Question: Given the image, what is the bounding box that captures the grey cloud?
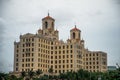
[0,0,120,72]
[112,0,120,4]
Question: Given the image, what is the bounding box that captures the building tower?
[38,13,59,40]
[70,25,81,43]
[42,13,55,34]
[13,14,107,76]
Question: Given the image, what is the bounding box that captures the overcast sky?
[0,0,120,72]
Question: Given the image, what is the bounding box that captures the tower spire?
[74,22,76,28]
[48,10,49,16]
[75,24,77,28]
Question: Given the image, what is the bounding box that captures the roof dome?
[42,13,55,21]
[70,25,80,31]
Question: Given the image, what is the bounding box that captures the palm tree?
[48,67,53,74]
[36,69,42,78]
[48,67,53,79]
[21,71,26,79]
[0,72,7,80]
[28,70,35,80]
[0,72,11,80]
[66,71,73,80]
[10,75,17,80]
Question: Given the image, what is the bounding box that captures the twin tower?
[38,14,82,43]
[14,13,107,73]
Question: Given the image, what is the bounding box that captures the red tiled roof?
[42,15,55,21]
[70,26,80,31]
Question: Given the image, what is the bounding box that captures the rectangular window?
[32,48,34,51]
[55,56,57,59]
[32,38,34,41]
[63,60,65,63]
[55,46,57,49]
[67,55,69,58]
[31,63,34,67]
[63,55,65,59]
[86,54,88,56]
[59,60,61,63]
[32,53,34,56]
[23,44,24,47]
[59,70,61,73]
[59,65,61,68]
[59,56,61,59]
[97,53,99,56]
[16,68,18,71]
[55,60,57,64]
[23,39,25,42]
[55,70,57,73]
[86,58,88,60]
[55,51,57,54]
[71,45,72,48]
[16,63,18,66]
[71,65,73,68]
[22,54,24,57]
[67,60,69,63]
[63,70,65,73]
[51,47,53,50]
[59,51,61,54]
[63,50,65,54]
[63,46,65,49]
[55,65,57,68]
[22,64,24,67]
[32,43,34,46]
[67,65,69,68]
[32,58,34,62]
[67,50,69,53]
[67,45,69,48]
[17,45,19,48]
[51,51,53,54]
[23,49,24,52]
[89,54,91,56]
[16,50,19,53]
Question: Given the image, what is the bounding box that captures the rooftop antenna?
[74,22,76,28]
[48,10,49,16]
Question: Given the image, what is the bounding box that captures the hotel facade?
[14,14,107,75]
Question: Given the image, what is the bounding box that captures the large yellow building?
[14,14,107,74]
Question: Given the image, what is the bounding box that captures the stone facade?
[14,14,107,75]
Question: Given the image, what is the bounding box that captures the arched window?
[45,21,48,29]
[73,32,75,39]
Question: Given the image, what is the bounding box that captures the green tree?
[48,67,53,74]
[0,72,11,80]
[10,75,17,80]
[36,69,42,78]
[0,72,7,80]
[21,71,26,79]
[28,70,35,80]
[48,67,53,79]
